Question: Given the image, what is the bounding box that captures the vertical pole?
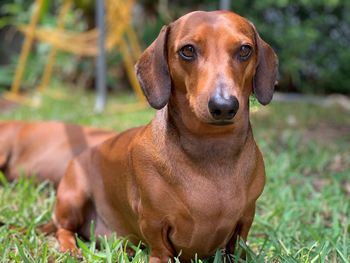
[11,0,44,95]
[38,0,72,92]
[219,0,230,10]
[94,0,107,113]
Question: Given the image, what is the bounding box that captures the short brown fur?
[0,121,115,186]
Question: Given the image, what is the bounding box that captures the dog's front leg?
[225,203,256,258]
[53,159,91,255]
[139,218,175,263]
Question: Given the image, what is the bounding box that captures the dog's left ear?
[252,26,279,105]
[135,26,171,110]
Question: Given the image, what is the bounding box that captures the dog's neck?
[153,101,252,161]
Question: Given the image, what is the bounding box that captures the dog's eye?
[238,45,252,61]
[179,45,196,61]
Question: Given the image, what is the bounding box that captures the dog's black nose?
[208,95,239,120]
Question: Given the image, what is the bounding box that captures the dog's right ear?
[251,24,278,105]
[135,26,171,110]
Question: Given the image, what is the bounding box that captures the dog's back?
[0,121,115,185]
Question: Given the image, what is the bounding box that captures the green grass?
[0,87,349,262]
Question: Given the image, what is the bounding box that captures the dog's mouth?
[208,120,234,126]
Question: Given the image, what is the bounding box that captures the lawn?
[0,86,349,262]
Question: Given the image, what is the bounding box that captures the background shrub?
[0,0,349,94]
[229,0,350,94]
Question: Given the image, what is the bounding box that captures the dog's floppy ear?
[252,26,278,105]
[135,26,171,109]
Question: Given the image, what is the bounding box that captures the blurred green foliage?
[0,0,108,91]
[230,0,350,94]
[0,0,349,94]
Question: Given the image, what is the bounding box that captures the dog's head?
[136,11,278,127]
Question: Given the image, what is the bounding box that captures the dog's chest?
[167,171,247,257]
[137,136,254,257]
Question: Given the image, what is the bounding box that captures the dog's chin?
[208,120,234,126]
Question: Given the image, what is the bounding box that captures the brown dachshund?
[52,10,278,262]
[0,121,115,186]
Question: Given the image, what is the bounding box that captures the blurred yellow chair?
[5,0,145,106]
